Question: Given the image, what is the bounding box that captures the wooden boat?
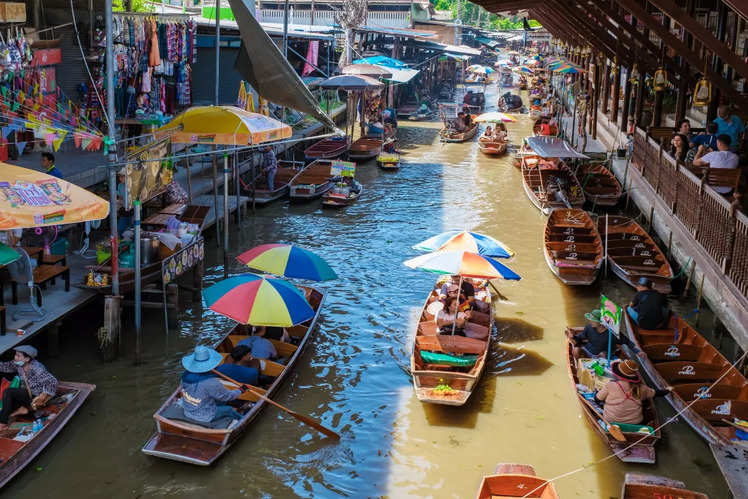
[476,463,559,499]
[0,382,95,488]
[598,216,673,294]
[532,117,558,136]
[576,163,622,207]
[543,209,603,285]
[142,286,325,465]
[521,158,585,215]
[288,159,335,202]
[440,123,479,143]
[376,153,400,170]
[478,137,507,155]
[499,93,523,112]
[348,137,382,162]
[321,180,362,208]
[410,278,493,406]
[463,92,486,112]
[623,313,748,450]
[565,331,661,463]
[303,137,349,160]
[250,160,305,205]
[621,473,708,499]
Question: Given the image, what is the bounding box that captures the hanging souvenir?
[653,67,668,91]
[693,77,712,106]
[629,64,640,85]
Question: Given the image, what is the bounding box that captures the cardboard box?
[0,3,26,23]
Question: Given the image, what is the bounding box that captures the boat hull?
[440,124,479,143]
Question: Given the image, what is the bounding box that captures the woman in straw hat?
[594,359,670,425]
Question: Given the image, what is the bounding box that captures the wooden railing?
[631,128,747,297]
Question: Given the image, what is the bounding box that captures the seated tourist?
[692,134,740,194]
[180,346,244,424]
[689,121,718,151]
[675,118,692,142]
[568,309,639,359]
[496,128,507,141]
[436,297,470,333]
[237,326,278,359]
[669,133,689,163]
[264,326,291,343]
[595,359,670,425]
[0,345,57,430]
[215,345,260,386]
[484,126,494,139]
[439,275,475,309]
[540,120,553,136]
[627,278,670,330]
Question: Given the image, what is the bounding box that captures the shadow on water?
[421,374,497,429]
[489,343,554,377]
[397,125,440,149]
[494,316,545,343]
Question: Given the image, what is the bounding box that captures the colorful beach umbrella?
[413,231,514,258]
[514,65,535,74]
[404,251,521,280]
[203,273,314,327]
[474,112,517,124]
[0,163,109,229]
[236,244,337,281]
[156,106,292,145]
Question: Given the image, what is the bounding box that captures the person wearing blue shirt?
[714,105,745,152]
[41,152,63,179]
[237,326,277,359]
[690,122,718,151]
[214,345,260,386]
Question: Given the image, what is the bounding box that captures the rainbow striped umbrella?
[404,250,521,280]
[236,244,337,281]
[203,274,314,326]
[413,231,514,258]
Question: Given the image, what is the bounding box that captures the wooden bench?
[415,334,486,355]
[702,167,741,198]
[227,335,298,359]
[11,264,70,306]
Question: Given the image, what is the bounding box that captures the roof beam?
[646,0,748,80]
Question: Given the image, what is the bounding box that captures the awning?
[475,37,499,48]
[526,136,589,159]
[353,56,408,68]
[385,67,420,83]
[355,25,436,39]
[415,41,481,57]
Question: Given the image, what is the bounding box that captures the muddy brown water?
[6,83,731,498]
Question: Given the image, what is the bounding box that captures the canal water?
[7,82,730,498]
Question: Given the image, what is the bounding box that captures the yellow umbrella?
[0,163,109,229]
[155,105,292,145]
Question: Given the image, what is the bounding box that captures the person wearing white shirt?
[692,134,740,194]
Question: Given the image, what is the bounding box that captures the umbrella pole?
[451,275,463,336]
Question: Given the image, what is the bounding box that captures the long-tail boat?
[288,159,336,202]
[303,137,349,160]
[478,123,508,155]
[440,123,479,143]
[544,209,603,285]
[621,473,708,499]
[598,216,673,294]
[565,331,661,463]
[576,163,622,207]
[321,180,363,208]
[376,152,400,170]
[476,463,559,499]
[141,286,325,465]
[0,382,95,488]
[250,160,306,205]
[521,158,585,215]
[410,278,493,406]
[348,137,382,162]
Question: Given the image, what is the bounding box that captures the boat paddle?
[578,395,626,442]
[211,369,340,440]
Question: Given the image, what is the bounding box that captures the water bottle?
[32,419,43,433]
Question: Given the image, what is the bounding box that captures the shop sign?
[31,48,62,67]
[0,3,26,23]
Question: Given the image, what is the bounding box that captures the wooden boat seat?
[550,223,594,231]
[415,335,485,355]
[546,234,598,243]
[469,311,490,326]
[551,250,599,260]
[418,321,439,336]
[655,361,728,383]
[545,242,599,252]
[673,382,744,401]
[692,399,748,423]
[464,322,489,340]
[228,335,298,358]
[642,344,702,362]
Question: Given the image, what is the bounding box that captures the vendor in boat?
[436,297,471,333]
[180,346,245,424]
[594,359,670,425]
[454,112,467,132]
[568,310,641,359]
[261,145,278,192]
[238,326,278,359]
[627,278,670,330]
[0,345,58,430]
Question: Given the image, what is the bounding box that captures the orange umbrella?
[0,163,109,229]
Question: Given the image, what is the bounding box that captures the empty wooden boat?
[410,278,493,406]
[142,287,325,465]
[376,153,400,170]
[250,160,305,205]
[303,137,349,160]
[566,331,662,463]
[0,382,95,488]
[623,313,748,450]
[288,159,336,202]
[621,473,708,499]
[521,158,585,215]
[440,123,479,143]
[576,163,622,207]
[598,216,673,294]
[476,463,559,499]
[321,180,362,208]
[348,137,382,162]
[544,209,603,285]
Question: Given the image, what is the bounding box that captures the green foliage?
[113,0,156,12]
[429,1,541,30]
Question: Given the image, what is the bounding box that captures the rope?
[520,347,748,498]
[670,257,692,280]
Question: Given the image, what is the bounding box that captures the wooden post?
[212,147,219,246]
[653,89,664,127]
[192,258,204,303]
[620,76,632,133]
[602,59,611,115]
[100,295,121,361]
[611,63,620,123]
[47,321,61,357]
[634,79,645,128]
[592,55,599,140]
[682,260,696,298]
[167,283,179,329]
[186,158,192,203]
[695,274,705,326]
